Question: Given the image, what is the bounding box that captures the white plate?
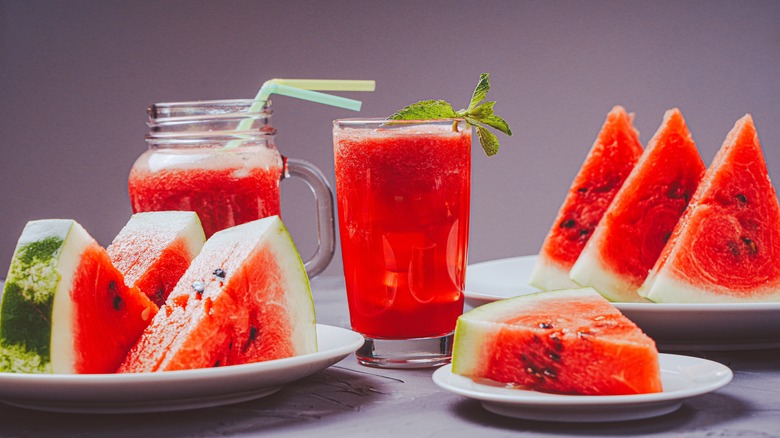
[0,324,364,414]
[465,256,780,350]
[433,353,732,422]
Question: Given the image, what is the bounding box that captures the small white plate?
[0,324,364,413]
[433,353,732,422]
[465,256,780,350]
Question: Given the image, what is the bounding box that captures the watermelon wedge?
[640,114,780,303]
[452,288,662,395]
[108,211,206,307]
[118,215,317,372]
[0,220,158,374]
[570,109,706,302]
[530,106,644,290]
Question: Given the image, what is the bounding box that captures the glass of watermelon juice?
[333,119,471,368]
[129,99,335,277]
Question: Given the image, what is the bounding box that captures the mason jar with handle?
[128,99,335,278]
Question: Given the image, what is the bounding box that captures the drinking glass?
[333,118,471,368]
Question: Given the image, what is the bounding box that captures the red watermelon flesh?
[108,211,206,307]
[452,288,661,395]
[71,243,158,373]
[570,109,706,302]
[530,106,644,291]
[118,216,316,373]
[641,114,780,302]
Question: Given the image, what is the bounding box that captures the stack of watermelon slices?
[535,109,780,303]
[0,212,317,374]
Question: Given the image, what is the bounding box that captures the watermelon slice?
[0,220,158,374]
[640,114,780,302]
[452,288,662,395]
[530,106,644,290]
[108,211,206,307]
[570,109,706,302]
[118,215,317,372]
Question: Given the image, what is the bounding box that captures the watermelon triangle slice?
[452,288,662,395]
[118,215,317,372]
[530,106,644,290]
[570,109,706,302]
[0,220,158,374]
[640,114,780,302]
[108,211,206,307]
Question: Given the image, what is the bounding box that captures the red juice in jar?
[128,145,283,238]
[333,120,471,339]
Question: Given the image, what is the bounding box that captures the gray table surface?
[0,275,778,437]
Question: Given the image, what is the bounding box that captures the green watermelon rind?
[0,220,93,374]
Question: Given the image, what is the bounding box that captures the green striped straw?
[226,78,375,148]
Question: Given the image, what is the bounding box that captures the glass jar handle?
[284,157,336,278]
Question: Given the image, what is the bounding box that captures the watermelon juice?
[129,145,283,238]
[333,120,471,345]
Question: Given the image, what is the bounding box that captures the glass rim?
[333,117,466,127]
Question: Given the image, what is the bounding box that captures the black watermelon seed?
[243,326,259,352]
[742,237,758,254]
[213,268,226,280]
[113,295,122,311]
[736,193,747,204]
[538,322,553,329]
[560,219,576,229]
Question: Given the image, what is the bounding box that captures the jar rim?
[148,99,273,121]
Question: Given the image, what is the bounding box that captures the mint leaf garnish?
[467,73,491,112]
[390,99,457,120]
[389,73,513,157]
[476,126,500,157]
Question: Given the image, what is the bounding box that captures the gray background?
[1,0,778,277]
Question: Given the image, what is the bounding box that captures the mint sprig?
[389,73,513,156]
